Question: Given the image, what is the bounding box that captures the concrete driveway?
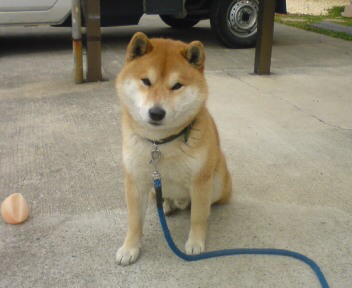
[1,16,351,288]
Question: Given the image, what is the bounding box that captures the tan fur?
[116,32,232,265]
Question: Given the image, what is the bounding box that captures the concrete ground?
[0,16,351,288]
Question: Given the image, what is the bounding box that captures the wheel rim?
[227,0,259,38]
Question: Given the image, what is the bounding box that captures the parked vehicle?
[0,0,286,48]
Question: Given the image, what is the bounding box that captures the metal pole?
[85,0,102,82]
[254,0,276,75]
[71,0,83,83]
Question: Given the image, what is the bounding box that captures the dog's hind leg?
[174,198,191,210]
[163,198,175,215]
[211,153,232,205]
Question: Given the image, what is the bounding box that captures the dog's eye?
[171,83,183,91]
[141,78,151,87]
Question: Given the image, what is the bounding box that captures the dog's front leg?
[185,176,212,255]
[116,173,149,266]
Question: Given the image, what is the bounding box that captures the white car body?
[0,0,71,26]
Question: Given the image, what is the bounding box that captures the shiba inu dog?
[115,32,232,266]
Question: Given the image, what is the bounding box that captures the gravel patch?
[286,0,350,15]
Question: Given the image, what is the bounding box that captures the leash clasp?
[150,143,163,208]
[150,143,161,173]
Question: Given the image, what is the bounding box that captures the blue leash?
[154,178,329,288]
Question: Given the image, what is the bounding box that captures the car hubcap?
[228,0,259,38]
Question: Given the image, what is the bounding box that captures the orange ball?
[1,193,29,224]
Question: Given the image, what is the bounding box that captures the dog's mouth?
[148,121,163,126]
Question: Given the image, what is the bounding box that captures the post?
[84,0,102,82]
[71,0,83,83]
[341,0,352,17]
[254,0,276,75]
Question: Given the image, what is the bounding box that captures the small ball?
[1,193,29,224]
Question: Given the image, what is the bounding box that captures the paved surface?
[1,16,351,288]
[311,21,352,35]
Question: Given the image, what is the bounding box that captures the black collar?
[146,119,196,145]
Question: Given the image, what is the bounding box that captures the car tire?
[210,0,259,48]
[160,15,200,29]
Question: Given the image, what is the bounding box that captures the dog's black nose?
[149,106,166,121]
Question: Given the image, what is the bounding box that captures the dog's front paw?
[185,238,205,255]
[116,246,140,266]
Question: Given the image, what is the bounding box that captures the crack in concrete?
[233,76,352,132]
[279,97,352,132]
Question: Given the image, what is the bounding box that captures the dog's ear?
[126,32,153,62]
[184,41,205,71]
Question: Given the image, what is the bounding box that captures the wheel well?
[186,0,212,10]
[205,0,287,14]
[184,0,212,19]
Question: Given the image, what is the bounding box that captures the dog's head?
[116,32,208,137]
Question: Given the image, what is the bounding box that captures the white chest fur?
[123,136,205,200]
